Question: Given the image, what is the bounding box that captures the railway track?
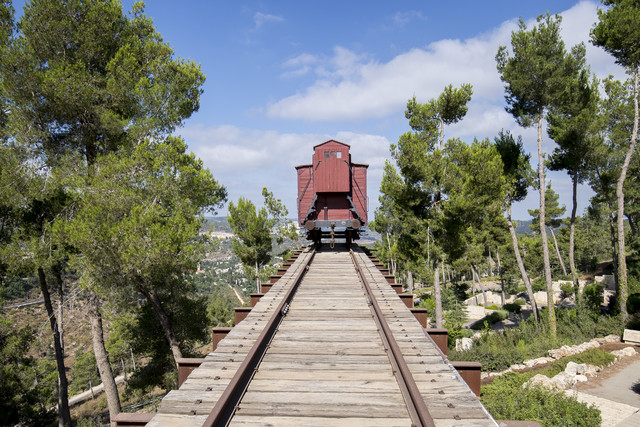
[144,246,497,427]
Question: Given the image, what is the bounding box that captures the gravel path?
[577,354,640,408]
[574,352,640,426]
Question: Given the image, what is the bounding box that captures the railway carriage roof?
[313,139,350,149]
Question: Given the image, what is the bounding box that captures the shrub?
[536,349,615,378]
[503,303,522,314]
[531,277,546,292]
[560,283,574,297]
[444,301,469,347]
[627,293,640,315]
[583,284,604,314]
[486,304,500,310]
[514,298,526,306]
[627,313,640,330]
[449,309,624,372]
[486,310,509,324]
[470,310,510,331]
[482,372,601,426]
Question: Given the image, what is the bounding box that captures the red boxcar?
[296,140,368,247]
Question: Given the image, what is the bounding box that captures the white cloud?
[391,10,426,27]
[253,12,284,29]
[179,125,390,217]
[266,1,624,123]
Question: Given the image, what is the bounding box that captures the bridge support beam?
[250,293,264,307]
[177,358,206,387]
[113,413,154,426]
[426,328,448,356]
[451,361,482,397]
[234,307,251,325]
[212,327,232,351]
[269,275,281,283]
[410,308,428,328]
[399,294,413,308]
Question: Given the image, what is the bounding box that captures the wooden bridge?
[115,246,500,427]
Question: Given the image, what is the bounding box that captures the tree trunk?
[122,359,127,381]
[88,293,121,425]
[496,249,506,306]
[615,66,638,320]
[255,260,260,294]
[548,226,568,276]
[609,211,619,291]
[130,347,136,371]
[37,267,71,427]
[142,288,183,366]
[386,232,392,272]
[469,265,477,298]
[407,270,414,294]
[569,174,579,303]
[472,264,487,307]
[433,259,443,328]
[427,226,430,266]
[54,268,65,356]
[627,214,637,237]
[537,115,556,337]
[507,203,538,322]
[488,248,494,277]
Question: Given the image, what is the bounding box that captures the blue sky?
[15,1,628,221]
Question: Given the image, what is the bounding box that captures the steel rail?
[202,249,315,427]
[350,249,436,427]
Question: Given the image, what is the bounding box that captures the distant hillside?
[513,219,534,235]
[203,216,232,233]
[205,216,534,240]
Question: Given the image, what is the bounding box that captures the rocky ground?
[479,337,639,426]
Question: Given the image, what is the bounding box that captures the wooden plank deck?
[229,250,412,425]
[147,247,497,427]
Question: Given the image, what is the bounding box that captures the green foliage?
[560,282,574,297]
[207,286,237,327]
[514,298,526,305]
[471,310,509,330]
[583,284,604,314]
[450,309,624,371]
[489,309,509,323]
[70,350,99,394]
[496,13,585,126]
[0,318,55,425]
[125,292,208,392]
[228,197,272,291]
[482,372,601,426]
[444,300,469,346]
[261,187,299,246]
[481,348,613,426]
[591,0,640,70]
[0,274,38,300]
[486,304,500,310]
[628,293,640,314]
[504,303,522,314]
[529,185,567,231]
[537,348,615,379]
[531,276,546,292]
